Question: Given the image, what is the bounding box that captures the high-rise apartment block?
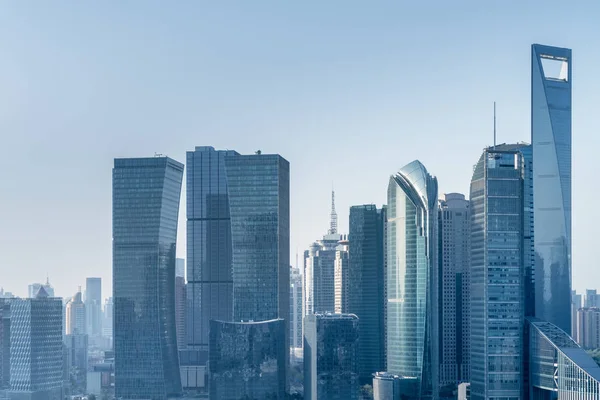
[85,278,102,337]
[470,146,525,399]
[185,147,238,368]
[209,319,286,400]
[386,160,438,399]
[348,204,386,383]
[531,44,572,334]
[8,289,63,400]
[585,290,600,308]
[112,156,183,399]
[304,313,359,400]
[575,308,600,349]
[438,193,470,384]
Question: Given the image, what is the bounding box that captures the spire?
[328,189,338,235]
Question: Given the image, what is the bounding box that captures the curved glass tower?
[386,160,438,400]
[531,44,572,334]
[113,157,183,399]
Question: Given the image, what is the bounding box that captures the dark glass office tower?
[386,161,438,400]
[85,277,102,337]
[112,157,183,400]
[185,147,239,366]
[531,44,572,334]
[209,319,286,400]
[469,147,525,400]
[224,153,290,331]
[348,205,386,383]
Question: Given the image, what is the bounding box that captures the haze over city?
[1,1,599,300]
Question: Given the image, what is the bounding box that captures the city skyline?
[1,2,599,301]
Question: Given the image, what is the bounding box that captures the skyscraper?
[470,146,525,400]
[224,152,290,328]
[209,319,286,400]
[290,266,303,351]
[65,288,86,335]
[348,204,386,383]
[585,289,599,308]
[304,313,359,400]
[102,297,113,341]
[112,156,183,399]
[334,238,349,314]
[304,192,344,316]
[85,278,102,337]
[175,258,186,351]
[437,193,470,384]
[0,300,10,389]
[531,44,572,334]
[9,288,63,400]
[185,146,238,368]
[27,278,54,299]
[386,160,438,399]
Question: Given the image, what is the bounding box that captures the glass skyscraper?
[112,156,183,400]
[185,146,239,367]
[531,44,572,334]
[224,153,290,327]
[469,147,525,400]
[304,313,359,400]
[209,319,286,400]
[9,289,63,400]
[386,160,438,400]
[85,277,102,337]
[348,204,386,383]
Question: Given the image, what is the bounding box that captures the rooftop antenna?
[328,187,338,235]
[493,101,497,149]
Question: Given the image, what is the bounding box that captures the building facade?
[185,147,238,369]
[575,308,600,349]
[386,160,438,399]
[102,297,113,341]
[225,152,290,331]
[334,238,349,314]
[209,319,286,400]
[65,289,86,335]
[348,204,386,383]
[175,258,186,351]
[470,147,525,400]
[0,300,10,390]
[9,290,63,400]
[532,44,572,334]
[65,334,88,394]
[585,290,599,308]
[290,266,303,351]
[27,279,54,299]
[112,156,183,399]
[438,193,470,384]
[85,278,102,337]
[304,313,359,400]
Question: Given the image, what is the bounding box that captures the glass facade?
[348,205,386,383]
[209,319,286,400]
[386,160,438,399]
[469,147,524,400]
[85,277,102,337]
[112,157,183,399]
[532,44,572,334]
[224,153,290,325]
[9,295,63,400]
[185,147,239,366]
[304,313,359,400]
[528,318,600,399]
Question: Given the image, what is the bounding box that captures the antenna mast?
[328,189,338,235]
[493,101,497,148]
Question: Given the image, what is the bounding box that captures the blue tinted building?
[224,153,290,330]
[386,161,438,399]
[469,147,525,400]
[185,147,239,368]
[348,205,386,383]
[304,313,359,400]
[531,44,572,334]
[9,289,63,400]
[209,319,286,400]
[112,157,183,399]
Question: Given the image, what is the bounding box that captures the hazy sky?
[1,1,599,300]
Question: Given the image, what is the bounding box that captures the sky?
[1,1,599,300]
